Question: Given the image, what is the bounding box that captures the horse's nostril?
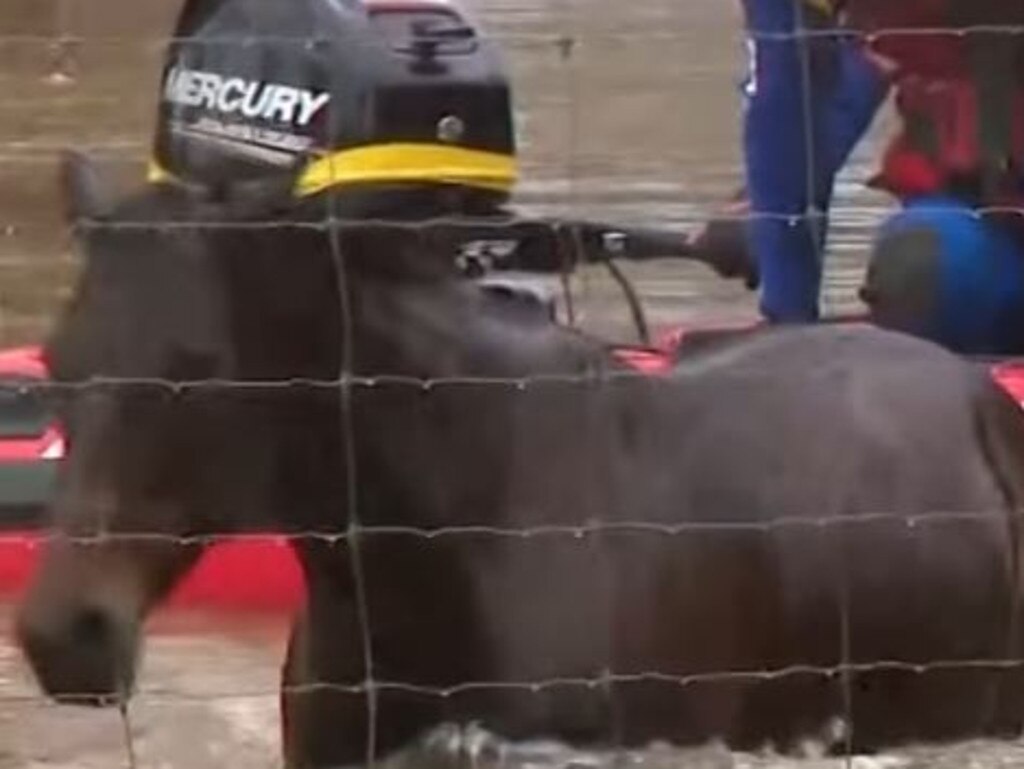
[16,605,129,705]
[71,607,113,647]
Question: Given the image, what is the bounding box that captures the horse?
[17,153,1024,768]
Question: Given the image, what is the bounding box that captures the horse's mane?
[66,178,628,383]
[94,181,492,287]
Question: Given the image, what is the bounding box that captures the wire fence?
[6,2,1024,769]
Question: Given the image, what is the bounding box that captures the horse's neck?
[339,275,655,537]
[217,223,610,382]
[349,275,609,380]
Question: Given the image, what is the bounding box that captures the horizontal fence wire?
[7,659,1024,708]
[4,508,1024,548]
[1,25,1024,45]
[43,207,1024,228]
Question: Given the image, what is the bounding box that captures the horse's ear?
[59,150,114,224]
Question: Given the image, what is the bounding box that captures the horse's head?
[16,153,343,705]
[16,154,582,707]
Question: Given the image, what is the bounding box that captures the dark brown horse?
[17,155,1024,768]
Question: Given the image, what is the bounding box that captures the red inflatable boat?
[1,335,1022,614]
[0,346,306,613]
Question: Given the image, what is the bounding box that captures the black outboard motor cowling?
[152,0,518,202]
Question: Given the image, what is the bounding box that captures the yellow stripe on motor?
[802,0,836,16]
[147,159,174,185]
[294,143,518,197]
[147,142,518,197]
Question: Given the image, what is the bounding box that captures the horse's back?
[637,325,1004,519]
[472,324,1024,746]
[617,325,1024,746]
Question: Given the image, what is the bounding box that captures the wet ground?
[8,609,1024,769]
[0,611,286,768]
[0,0,944,767]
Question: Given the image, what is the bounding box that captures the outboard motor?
[150,0,518,210]
[149,0,571,321]
[147,0,745,333]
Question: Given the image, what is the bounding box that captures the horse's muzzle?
[16,602,138,707]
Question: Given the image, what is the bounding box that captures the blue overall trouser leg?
[742,0,888,322]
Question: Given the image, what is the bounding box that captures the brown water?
[5,610,1024,769]
[0,0,896,346]
[0,2,952,768]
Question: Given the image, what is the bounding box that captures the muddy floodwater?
[6,610,1024,769]
[0,0,971,767]
[0,0,896,346]
[0,611,287,769]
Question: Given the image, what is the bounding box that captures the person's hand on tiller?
[687,196,759,290]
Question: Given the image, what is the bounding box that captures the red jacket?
[844,0,1024,202]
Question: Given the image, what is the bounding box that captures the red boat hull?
[0,534,306,612]
[1,342,1022,615]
